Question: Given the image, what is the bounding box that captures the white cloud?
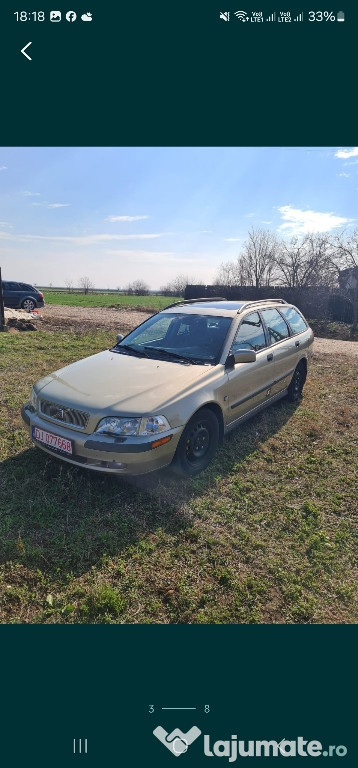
[48,203,71,209]
[22,190,41,197]
[0,232,164,245]
[105,215,149,222]
[32,201,71,209]
[244,212,255,218]
[0,221,13,229]
[277,205,354,236]
[335,147,358,159]
[0,165,7,171]
[338,172,350,178]
[225,238,241,242]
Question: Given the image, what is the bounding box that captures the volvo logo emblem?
[55,408,65,420]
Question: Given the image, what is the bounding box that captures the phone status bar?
[219,10,346,22]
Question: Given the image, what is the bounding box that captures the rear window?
[261,308,290,344]
[280,307,307,334]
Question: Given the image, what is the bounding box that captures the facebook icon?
[65,10,77,21]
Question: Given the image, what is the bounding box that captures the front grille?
[40,400,90,430]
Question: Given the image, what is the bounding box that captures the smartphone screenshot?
[1,3,357,767]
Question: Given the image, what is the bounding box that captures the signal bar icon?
[219,11,230,21]
[266,11,276,21]
[293,12,304,21]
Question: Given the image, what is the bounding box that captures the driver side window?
[232,312,267,352]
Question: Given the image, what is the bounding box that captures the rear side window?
[280,306,307,334]
[233,312,267,352]
[19,283,35,291]
[261,308,290,344]
[7,282,21,291]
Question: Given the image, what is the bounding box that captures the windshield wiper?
[113,344,149,357]
[144,346,197,364]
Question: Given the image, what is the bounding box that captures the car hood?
[37,349,210,414]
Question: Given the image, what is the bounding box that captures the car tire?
[21,298,36,312]
[172,408,219,477]
[287,362,306,402]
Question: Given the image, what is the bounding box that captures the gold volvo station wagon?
[22,298,314,477]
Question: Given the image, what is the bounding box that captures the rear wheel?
[287,362,306,402]
[21,298,36,312]
[172,408,219,476]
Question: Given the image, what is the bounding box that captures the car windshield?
[113,313,233,364]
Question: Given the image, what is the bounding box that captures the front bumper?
[21,404,182,475]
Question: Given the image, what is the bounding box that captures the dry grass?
[0,329,357,624]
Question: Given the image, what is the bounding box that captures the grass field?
[41,291,179,311]
[0,329,357,624]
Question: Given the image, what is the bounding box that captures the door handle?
[295,340,300,347]
[267,353,273,362]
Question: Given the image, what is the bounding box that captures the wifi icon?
[234,10,249,21]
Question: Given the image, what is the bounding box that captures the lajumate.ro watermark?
[153,726,348,760]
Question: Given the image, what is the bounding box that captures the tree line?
[214,227,358,289]
[62,226,358,325]
[214,227,358,327]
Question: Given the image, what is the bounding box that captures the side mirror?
[234,349,256,363]
[226,349,256,367]
[117,333,124,343]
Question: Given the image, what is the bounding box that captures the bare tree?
[160,274,202,297]
[275,233,337,288]
[331,228,358,329]
[241,227,279,288]
[126,279,150,296]
[170,274,191,296]
[64,277,73,293]
[215,228,279,288]
[79,276,94,294]
[214,259,242,287]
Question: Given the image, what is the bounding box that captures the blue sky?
[0,146,357,289]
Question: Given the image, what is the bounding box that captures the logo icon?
[234,10,249,21]
[50,10,61,21]
[66,10,77,21]
[81,12,93,21]
[219,11,230,21]
[153,726,201,758]
[337,11,345,21]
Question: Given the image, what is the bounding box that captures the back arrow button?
[21,42,32,60]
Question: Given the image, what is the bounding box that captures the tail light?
[38,292,44,299]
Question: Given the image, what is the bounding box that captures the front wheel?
[287,362,306,402]
[171,408,219,477]
[21,298,36,312]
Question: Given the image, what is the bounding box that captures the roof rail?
[163,297,227,309]
[237,298,288,313]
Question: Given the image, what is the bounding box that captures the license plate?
[32,426,73,455]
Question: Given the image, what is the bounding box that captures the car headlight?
[95,415,171,437]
